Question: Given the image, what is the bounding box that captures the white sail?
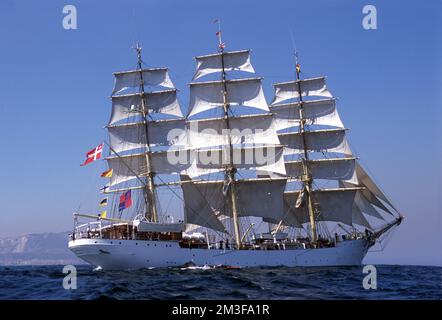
[354,190,384,220]
[109,90,183,125]
[352,204,372,229]
[112,68,174,94]
[180,177,228,233]
[193,50,255,80]
[187,145,286,177]
[286,158,357,182]
[270,98,344,131]
[188,78,268,117]
[106,151,191,187]
[353,163,397,211]
[281,188,360,227]
[108,122,146,154]
[106,153,147,187]
[341,180,392,215]
[108,119,187,153]
[187,114,279,149]
[180,178,287,225]
[272,77,332,105]
[279,129,352,156]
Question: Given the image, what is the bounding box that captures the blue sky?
[0,0,440,266]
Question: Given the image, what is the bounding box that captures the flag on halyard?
[81,143,103,166]
[100,168,113,178]
[100,210,107,219]
[119,190,132,212]
[99,185,109,193]
[219,42,226,50]
[99,198,108,206]
[296,63,301,74]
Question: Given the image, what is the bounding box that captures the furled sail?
[193,50,255,80]
[270,98,344,131]
[112,68,174,94]
[188,78,268,117]
[272,77,332,105]
[109,90,183,125]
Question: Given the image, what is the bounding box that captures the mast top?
[294,50,301,80]
[133,41,143,68]
[214,19,225,52]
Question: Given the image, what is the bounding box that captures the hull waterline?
[69,238,370,270]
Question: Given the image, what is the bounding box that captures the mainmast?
[134,43,159,223]
[294,53,317,244]
[217,25,242,249]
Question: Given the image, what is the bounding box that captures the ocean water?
[0,265,440,300]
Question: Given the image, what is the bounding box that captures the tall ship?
[69,37,403,270]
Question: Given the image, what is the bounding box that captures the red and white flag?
[81,143,103,166]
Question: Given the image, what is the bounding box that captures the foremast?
[218,34,242,249]
[270,53,403,239]
[134,43,159,222]
[294,54,317,244]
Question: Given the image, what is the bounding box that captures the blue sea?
[0,265,440,300]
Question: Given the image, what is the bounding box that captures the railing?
[69,212,133,241]
[70,220,103,240]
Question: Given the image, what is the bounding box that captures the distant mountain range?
[0,232,84,266]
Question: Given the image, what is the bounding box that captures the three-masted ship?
[69,41,403,270]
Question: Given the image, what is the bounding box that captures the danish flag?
[81,143,103,166]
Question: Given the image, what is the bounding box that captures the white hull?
[69,238,370,270]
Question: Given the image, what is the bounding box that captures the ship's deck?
[69,223,362,251]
